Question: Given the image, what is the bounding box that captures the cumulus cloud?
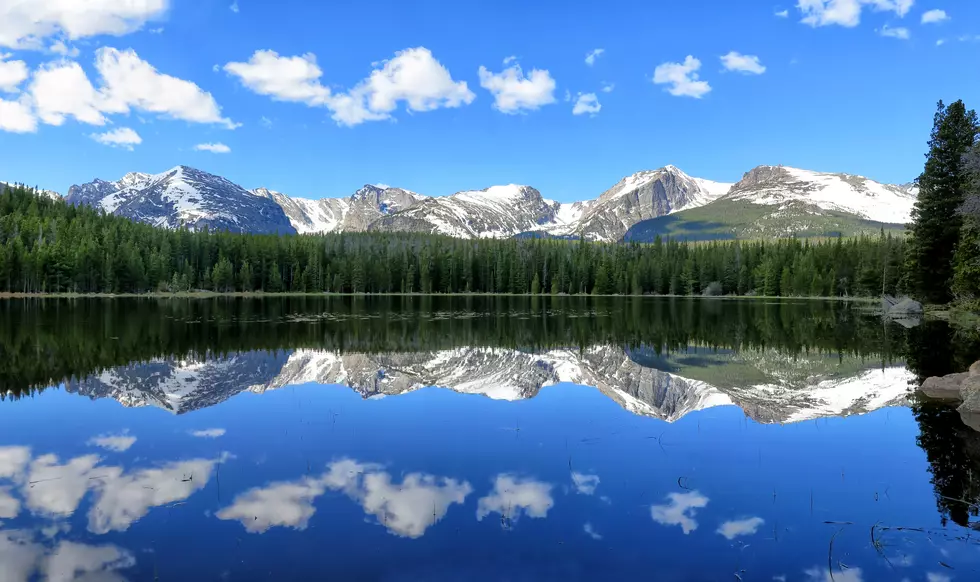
[0,53,28,92]
[194,143,231,154]
[0,486,19,518]
[775,9,790,17]
[797,0,914,28]
[219,459,471,538]
[478,60,556,114]
[584,48,605,66]
[21,47,237,132]
[225,47,474,127]
[42,540,136,582]
[717,516,765,540]
[571,472,600,494]
[0,98,39,132]
[572,93,601,116]
[23,454,108,518]
[0,0,167,49]
[189,428,226,438]
[720,51,767,74]
[87,433,138,451]
[48,40,79,58]
[600,82,615,93]
[650,491,709,534]
[921,9,948,24]
[0,446,31,478]
[477,474,553,523]
[653,56,711,98]
[879,24,911,39]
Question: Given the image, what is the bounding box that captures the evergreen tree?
[907,100,980,303]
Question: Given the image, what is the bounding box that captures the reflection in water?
[86,433,136,452]
[0,532,134,582]
[476,475,554,525]
[218,459,472,538]
[716,516,764,540]
[650,491,709,535]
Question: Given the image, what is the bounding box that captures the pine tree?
[530,273,540,295]
[952,145,980,298]
[907,100,980,303]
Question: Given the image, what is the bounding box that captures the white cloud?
[478,60,556,114]
[936,38,946,45]
[476,474,553,523]
[217,476,326,533]
[650,491,709,534]
[571,472,600,494]
[717,516,765,540]
[879,24,911,39]
[23,454,109,518]
[225,47,474,127]
[585,48,605,66]
[653,56,711,98]
[96,47,238,128]
[797,0,914,28]
[921,9,948,24]
[87,455,227,534]
[0,532,134,582]
[0,0,168,49]
[219,459,471,538]
[0,53,28,92]
[926,574,951,582]
[600,82,615,93]
[194,143,231,154]
[583,522,602,540]
[230,1,240,13]
[189,428,226,438]
[149,27,164,34]
[572,93,601,116]
[0,96,35,132]
[43,540,135,582]
[48,40,79,58]
[29,60,107,126]
[26,47,236,130]
[803,566,864,582]
[87,433,137,451]
[0,486,19,518]
[0,446,31,478]
[720,51,767,74]
[776,9,790,17]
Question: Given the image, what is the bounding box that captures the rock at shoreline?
[881,295,923,328]
[918,362,980,431]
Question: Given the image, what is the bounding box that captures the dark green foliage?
[0,184,905,297]
[907,100,980,303]
[952,144,980,299]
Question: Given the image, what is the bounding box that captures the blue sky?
[1,0,978,202]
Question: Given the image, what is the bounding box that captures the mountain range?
[66,345,913,425]
[10,164,918,242]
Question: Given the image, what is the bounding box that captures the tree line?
[0,184,905,297]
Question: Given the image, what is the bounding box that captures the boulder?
[920,372,969,400]
[970,360,980,377]
[890,297,924,316]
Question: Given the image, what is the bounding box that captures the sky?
[0,0,978,203]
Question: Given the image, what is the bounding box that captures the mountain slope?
[625,165,916,242]
[570,166,732,241]
[253,185,424,234]
[68,166,296,235]
[1,181,61,201]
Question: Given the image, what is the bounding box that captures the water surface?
[1,297,979,581]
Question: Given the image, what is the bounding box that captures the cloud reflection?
[0,446,31,479]
[477,474,554,523]
[804,567,863,582]
[650,491,709,534]
[0,530,134,582]
[717,517,764,540]
[87,434,137,453]
[218,459,472,538]
[189,429,226,439]
[0,485,20,519]
[571,472,600,495]
[583,522,602,540]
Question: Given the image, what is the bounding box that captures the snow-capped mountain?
[63,345,913,424]
[252,184,423,234]
[56,163,917,241]
[66,166,296,235]
[569,166,732,240]
[723,165,917,225]
[370,184,564,239]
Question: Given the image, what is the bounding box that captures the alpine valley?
[43,163,918,241]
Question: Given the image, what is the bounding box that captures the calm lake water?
[2,297,980,581]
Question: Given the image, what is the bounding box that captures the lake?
[1,297,979,581]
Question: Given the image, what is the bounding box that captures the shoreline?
[0,291,878,302]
